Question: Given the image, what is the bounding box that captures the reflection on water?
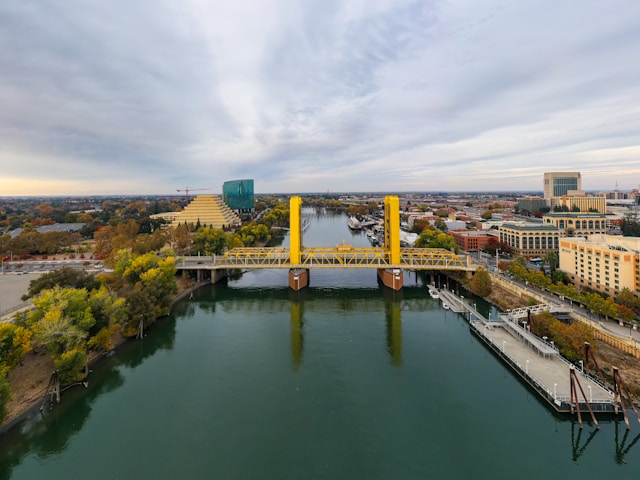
[290,301,303,369]
[385,301,402,366]
[2,210,640,479]
[572,422,599,462]
[616,421,640,464]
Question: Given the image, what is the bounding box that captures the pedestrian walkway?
[437,287,618,414]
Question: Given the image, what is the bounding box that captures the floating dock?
[431,288,618,416]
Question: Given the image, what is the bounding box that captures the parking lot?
[0,272,41,316]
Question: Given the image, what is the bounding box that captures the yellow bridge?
[177,195,477,290]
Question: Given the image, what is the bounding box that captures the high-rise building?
[543,172,581,205]
[223,179,254,213]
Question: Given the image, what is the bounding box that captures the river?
[1,209,639,479]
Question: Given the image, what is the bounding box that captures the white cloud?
[0,0,639,195]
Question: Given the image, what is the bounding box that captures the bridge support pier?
[212,269,228,285]
[289,269,309,291]
[377,268,403,291]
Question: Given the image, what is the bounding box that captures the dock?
[431,287,619,417]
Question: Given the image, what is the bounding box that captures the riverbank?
[460,274,640,403]
[1,276,207,433]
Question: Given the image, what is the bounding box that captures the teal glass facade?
[223,179,254,212]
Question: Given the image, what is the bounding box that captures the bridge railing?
[179,247,476,271]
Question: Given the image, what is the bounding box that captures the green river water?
[1,210,638,479]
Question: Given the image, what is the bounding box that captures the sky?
[1,0,640,196]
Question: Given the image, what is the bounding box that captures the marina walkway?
[431,287,616,414]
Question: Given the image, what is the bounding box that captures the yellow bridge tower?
[287,195,405,290]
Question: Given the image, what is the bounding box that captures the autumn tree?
[53,348,87,386]
[617,288,640,316]
[0,323,32,369]
[0,369,11,423]
[529,311,595,362]
[170,223,191,254]
[469,267,492,297]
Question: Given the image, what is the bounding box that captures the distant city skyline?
[1,1,640,196]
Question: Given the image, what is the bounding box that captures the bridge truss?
[210,246,472,270]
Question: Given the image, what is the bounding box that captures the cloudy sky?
[1,0,640,196]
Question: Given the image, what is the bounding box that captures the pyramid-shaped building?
[171,194,241,229]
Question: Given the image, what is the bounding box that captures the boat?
[347,216,362,230]
[442,302,450,310]
[428,285,439,299]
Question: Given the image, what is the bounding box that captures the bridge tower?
[289,196,309,290]
[289,196,302,264]
[378,195,403,290]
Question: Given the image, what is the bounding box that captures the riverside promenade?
[435,288,617,415]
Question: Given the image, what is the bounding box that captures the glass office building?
[543,172,581,203]
[223,179,254,212]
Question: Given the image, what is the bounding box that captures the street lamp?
[587,385,592,403]
[553,383,557,398]
[579,360,583,373]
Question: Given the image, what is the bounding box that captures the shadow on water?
[615,420,640,464]
[0,362,124,480]
[571,421,599,462]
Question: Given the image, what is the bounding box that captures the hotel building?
[559,235,640,297]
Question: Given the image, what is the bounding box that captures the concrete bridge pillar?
[212,269,228,285]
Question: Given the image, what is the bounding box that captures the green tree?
[415,229,459,252]
[23,267,100,300]
[542,251,559,274]
[193,227,228,255]
[434,217,448,232]
[621,217,640,236]
[53,348,87,386]
[122,290,156,337]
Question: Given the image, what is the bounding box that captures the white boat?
[428,285,439,299]
[347,216,362,230]
[442,302,450,310]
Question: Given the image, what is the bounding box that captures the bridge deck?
[177,248,475,271]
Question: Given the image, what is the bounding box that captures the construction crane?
[176,187,211,203]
